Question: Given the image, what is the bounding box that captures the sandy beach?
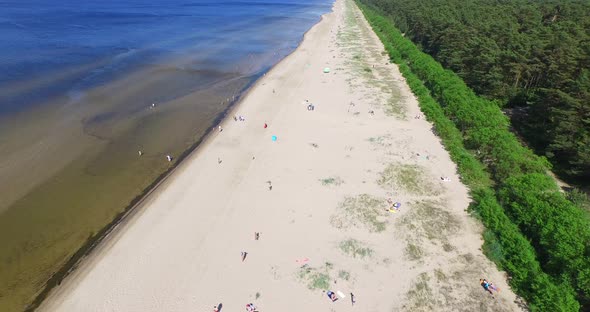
[38,0,523,311]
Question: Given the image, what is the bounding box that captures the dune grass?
[336,0,406,117]
[405,272,436,310]
[404,242,424,261]
[338,270,351,281]
[378,163,441,196]
[319,177,344,186]
[330,194,387,232]
[298,262,334,290]
[339,239,374,259]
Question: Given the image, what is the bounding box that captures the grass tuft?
[338,270,351,281]
[319,177,344,186]
[378,163,440,196]
[339,239,374,259]
[405,242,424,261]
[330,194,388,232]
[406,272,438,310]
[298,262,334,290]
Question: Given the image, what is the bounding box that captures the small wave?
[113,48,138,60]
[68,24,89,29]
[1,21,26,29]
[65,48,139,102]
[67,89,85,103]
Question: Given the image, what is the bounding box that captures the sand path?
[39,0,523,311]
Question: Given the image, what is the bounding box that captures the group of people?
[386,198,401,213]
[212,302,256,312]
[326,291,356,306]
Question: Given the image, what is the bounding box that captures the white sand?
[39,0,523,311]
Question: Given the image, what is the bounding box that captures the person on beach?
[388,202,401,212]
[350,292,356,306]
[234,115,238,121]
[480,279,494,297]
[218,157,222,164]
[264,122,268,129]
[138,150,143,156]
[166,155,172,162]
[241,251,248,262]
[326,291,338,302]
[255,232,260,240]
[218,125,223,132]
[347,102,355,112]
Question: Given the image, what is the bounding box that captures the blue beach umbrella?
[271,135,277,142]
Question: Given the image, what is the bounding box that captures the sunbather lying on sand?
[327,291,338,302]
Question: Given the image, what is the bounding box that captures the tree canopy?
[357,1,590,309]
[363,0,590,182]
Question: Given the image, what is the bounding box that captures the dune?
[38,0,523,311]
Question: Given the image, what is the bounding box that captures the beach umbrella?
[323,67,331,73]
[271,135,277,142]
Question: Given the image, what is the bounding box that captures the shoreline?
[30,10,333,312]
[38,0,522,310]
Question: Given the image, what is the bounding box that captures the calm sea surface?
[0,1,332,310]
[0,0,332,113]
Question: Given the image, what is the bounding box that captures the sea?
[0,0,333,310]
[0,0,332,113]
